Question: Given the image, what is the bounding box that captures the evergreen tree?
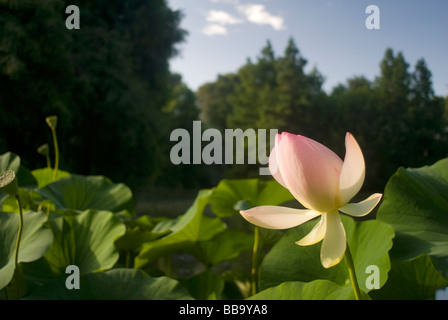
[407,58,446,165]
[373,49,412,181]
[275,38,310,133]
[197,74,237,131]
[227,41,280,130]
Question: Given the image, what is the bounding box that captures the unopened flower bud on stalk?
[45,115,57,130]
[37,143,50,157]
[0,170,19,196]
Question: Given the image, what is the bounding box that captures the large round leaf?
[248,280,357,300]
[31,167,71,189]
[259,215,394,294]
[180,270,225,300]
[370,254,448,300]
[0,152,20,173]
[0,211,53,289]
[23,210,125,280]
[377,158,448,279]
[209,179,295,217]
[26,268,193,300]
[134,189,226,269]
[188,229,254,267]
[37,174,135,215]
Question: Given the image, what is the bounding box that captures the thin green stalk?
[51,128,59,181]
[46,155,51,169]
[345,243,362,300]
[251,226,260,296]
[14,195,24,269]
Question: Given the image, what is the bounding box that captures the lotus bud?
[45,115,58,130]
[0,170,19,196]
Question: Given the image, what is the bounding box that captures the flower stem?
[14,195,24,269]
[46,154,51,169]
[251,226,260,296]
[51,128,59,181]
[345,243,362,300]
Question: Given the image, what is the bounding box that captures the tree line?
[1,1,446,192]
[197,39,448,190]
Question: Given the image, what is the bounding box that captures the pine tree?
[275,38,312,134]
[408,58,446,164]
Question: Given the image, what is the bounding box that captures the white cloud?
[206,10,243,25]
[203,2,285,36]
[202,24,228,36]
[237,4,286,30]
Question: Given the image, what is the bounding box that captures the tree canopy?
[1,2,446,192]
[197,40,447,190]
[0,0,199,190]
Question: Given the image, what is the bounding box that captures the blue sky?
[167,0,448,97]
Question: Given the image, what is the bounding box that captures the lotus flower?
[240,132,382,268]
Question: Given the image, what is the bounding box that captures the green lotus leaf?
[188,229,254,267]
[31,167,71,189]
[370,254,448,300]
[248,280,360,300]
[23,210,125,281]
[134,189,226,269]
[26,268,193,300]
[0,152,37,190]
[209,178,295,217]
[259,215,394,294]
[37,174,135,215]
[0,211,53,290]
[377,158,448,279]
[180,270,224,300]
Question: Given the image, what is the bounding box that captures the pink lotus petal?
[276,133,343,212]
[268,135,287,188]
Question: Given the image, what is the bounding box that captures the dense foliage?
[0,0,199,190]
[1,146,447,300]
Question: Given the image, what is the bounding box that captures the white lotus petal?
[339,133,365,206]
[339,193,383,217]
[320,211,346,268]
[296,213,327,246]
[240,206,320,230]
